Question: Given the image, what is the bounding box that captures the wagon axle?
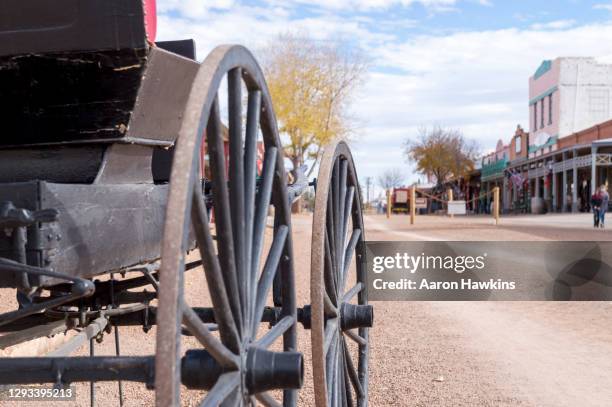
[101,303,373,334]
[0,302,373,339]
[0,348,304,394]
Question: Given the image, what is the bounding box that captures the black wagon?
[0,1,373,406]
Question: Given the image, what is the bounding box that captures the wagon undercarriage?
[0,1,373,406]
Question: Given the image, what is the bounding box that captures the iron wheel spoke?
[331,159,341,294]
[341,229,362,296]
[334,335,343,407]
[343,345,355,406]
[324,232,338,305]
[250,147,278,312]
[228,68,247,334]
[344,329,367,347]
[182,304,239,369]
[207,95,243,337]
[339,339,349,407]
[244,89,262,335]
[342,186,355,247]
[343,337,364,399]
[199,371,241,407]
[324,291,339,317]
[192,183,240,352]
[254,315,294,349]
[324,318,338,356]
[326,184,337,275]
[251,225,288,336]
[326,333,339,406]
[342,282,363,304]
[337,160,348,272]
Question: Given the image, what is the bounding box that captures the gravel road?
[2,212,612,406]
[364,213,612,406]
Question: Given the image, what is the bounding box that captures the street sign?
[414,197,427,209]
[447,200,467,215]
[395,190,408,203]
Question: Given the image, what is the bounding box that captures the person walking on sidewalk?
[591,189,602,228]
[599,185,609,229]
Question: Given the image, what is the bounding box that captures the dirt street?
[365,213,612,407]
[2,212,612,406]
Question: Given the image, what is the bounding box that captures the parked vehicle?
[0,2,372,406]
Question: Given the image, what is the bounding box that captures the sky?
[157,0,612,198]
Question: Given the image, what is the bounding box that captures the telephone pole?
[365,176,372,205]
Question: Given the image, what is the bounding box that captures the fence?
[386,186,500,225]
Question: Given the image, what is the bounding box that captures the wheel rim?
[311,141,370,407]
[155,45,300,406]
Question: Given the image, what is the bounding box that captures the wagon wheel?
[311,140,372,407]
[156,45,301,406]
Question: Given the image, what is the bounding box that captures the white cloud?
[155,1,612,183]
[594,3,612,11]
[158,0,490,17]
[264,0,458,12]
[157,5,394,59]
[157,0,236,18]
[530,19,576,30]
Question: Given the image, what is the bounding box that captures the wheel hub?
[180,348,303,394]
[339,303,374,331]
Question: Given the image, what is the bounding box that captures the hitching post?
[448,188,454,218]
[410,185,416,225]
[386,189,391,219]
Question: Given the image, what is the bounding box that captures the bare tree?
[404,125,479,187]
[377,168,405,190]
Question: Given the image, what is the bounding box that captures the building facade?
[468,58,612,215]
[476,126,528,213]
[529,58,612,158]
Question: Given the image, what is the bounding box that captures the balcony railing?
[551,153,612,173]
